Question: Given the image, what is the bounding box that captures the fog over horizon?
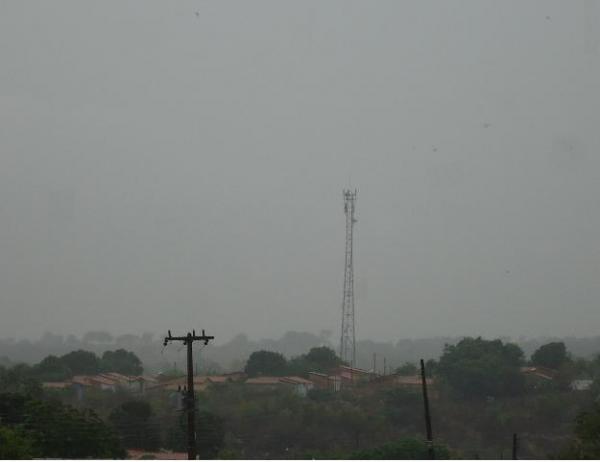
[1,1,600,344]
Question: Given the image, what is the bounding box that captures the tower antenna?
[340,188,357,367]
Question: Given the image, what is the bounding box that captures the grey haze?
[1,0,599,344]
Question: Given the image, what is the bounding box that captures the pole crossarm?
[163,329,214,346]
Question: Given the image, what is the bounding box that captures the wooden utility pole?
[164,329,214,460]
[420,359,435,459]
[512,433,518,460]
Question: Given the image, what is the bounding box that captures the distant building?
[308,372,341,392]
[371,373,434,390]
[42,372,156,400]
[571,379,593,391]
[245,376,314,396]
[520,366,557,381]
[279,376,314,396]
[332,365,376,387]
[148,376,209,392]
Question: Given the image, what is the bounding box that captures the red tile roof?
[88,376,118,386]
[245,376,284,385]
[42,381,71,389]
[280,376,313,385]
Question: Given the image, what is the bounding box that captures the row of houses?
[43,372,157,399]
[42,364,593,404]
[42,365,431,399]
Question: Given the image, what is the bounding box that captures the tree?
[0,426,34,459]
[0,364,42,397]
[287,346,343,377]
[531,342,569,370]
[304,346,342,371]
[109,400,160,450]
[395,362,418,376]
[244,350,288,377]
[101,349,143,375]
[437,337,525,399]
[196,410,226,458]
[334,402,385,450]
[0,392,124,459]
[561,403,600,458]
[383,387,421,427]
[166,410,225,458]
[33,355,72,381]
[60,350,100,375]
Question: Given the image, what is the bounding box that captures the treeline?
[0,393,125,459]
[4,337,600,458]
[430,338,599,398]
[6,330,600,373]
[244,346,343,377]
[2,348,143,384]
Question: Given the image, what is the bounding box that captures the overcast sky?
[1,0,599,344]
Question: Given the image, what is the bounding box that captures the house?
[279,376,314,396]
[41,381,71,389]
[571,379,593,391]
[520,366,557,381]
[42,372,156,401]
[370,373,435,395]
[149,376,209,392]
[245,376,283,387]
[99,372,152,394]
[308,372,341,392]
[206,375,241,385]
[85,375,118,391]
[245,376,315,396]
[332,365,376,387]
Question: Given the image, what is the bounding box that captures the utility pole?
[373,352,377,374]
[164,329,214,460]
[383,356,387,376]
[512,433,518,460]
[420,359,434,459]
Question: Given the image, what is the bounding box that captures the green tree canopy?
[60,350,100,375]
[531,342,569,370]
[305,346,342,370]
[0,392,124,459]
[244,350,288,377]
[109,400,160,450]
[288,346,343,376]
[437,337,525,399]
[561,403,600,458]
[395,362,418,376]
[167,409,225,457]
[101,349,143,375]
[33,355,72,382]
[0,364,42,396]
[0,426,35,459]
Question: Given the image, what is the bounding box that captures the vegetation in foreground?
[1,338,600,458]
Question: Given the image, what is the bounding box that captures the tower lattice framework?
[340,189,357,367]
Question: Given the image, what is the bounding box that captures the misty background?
[1,1,600,348]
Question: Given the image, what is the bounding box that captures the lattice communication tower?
[340,189,357,366]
